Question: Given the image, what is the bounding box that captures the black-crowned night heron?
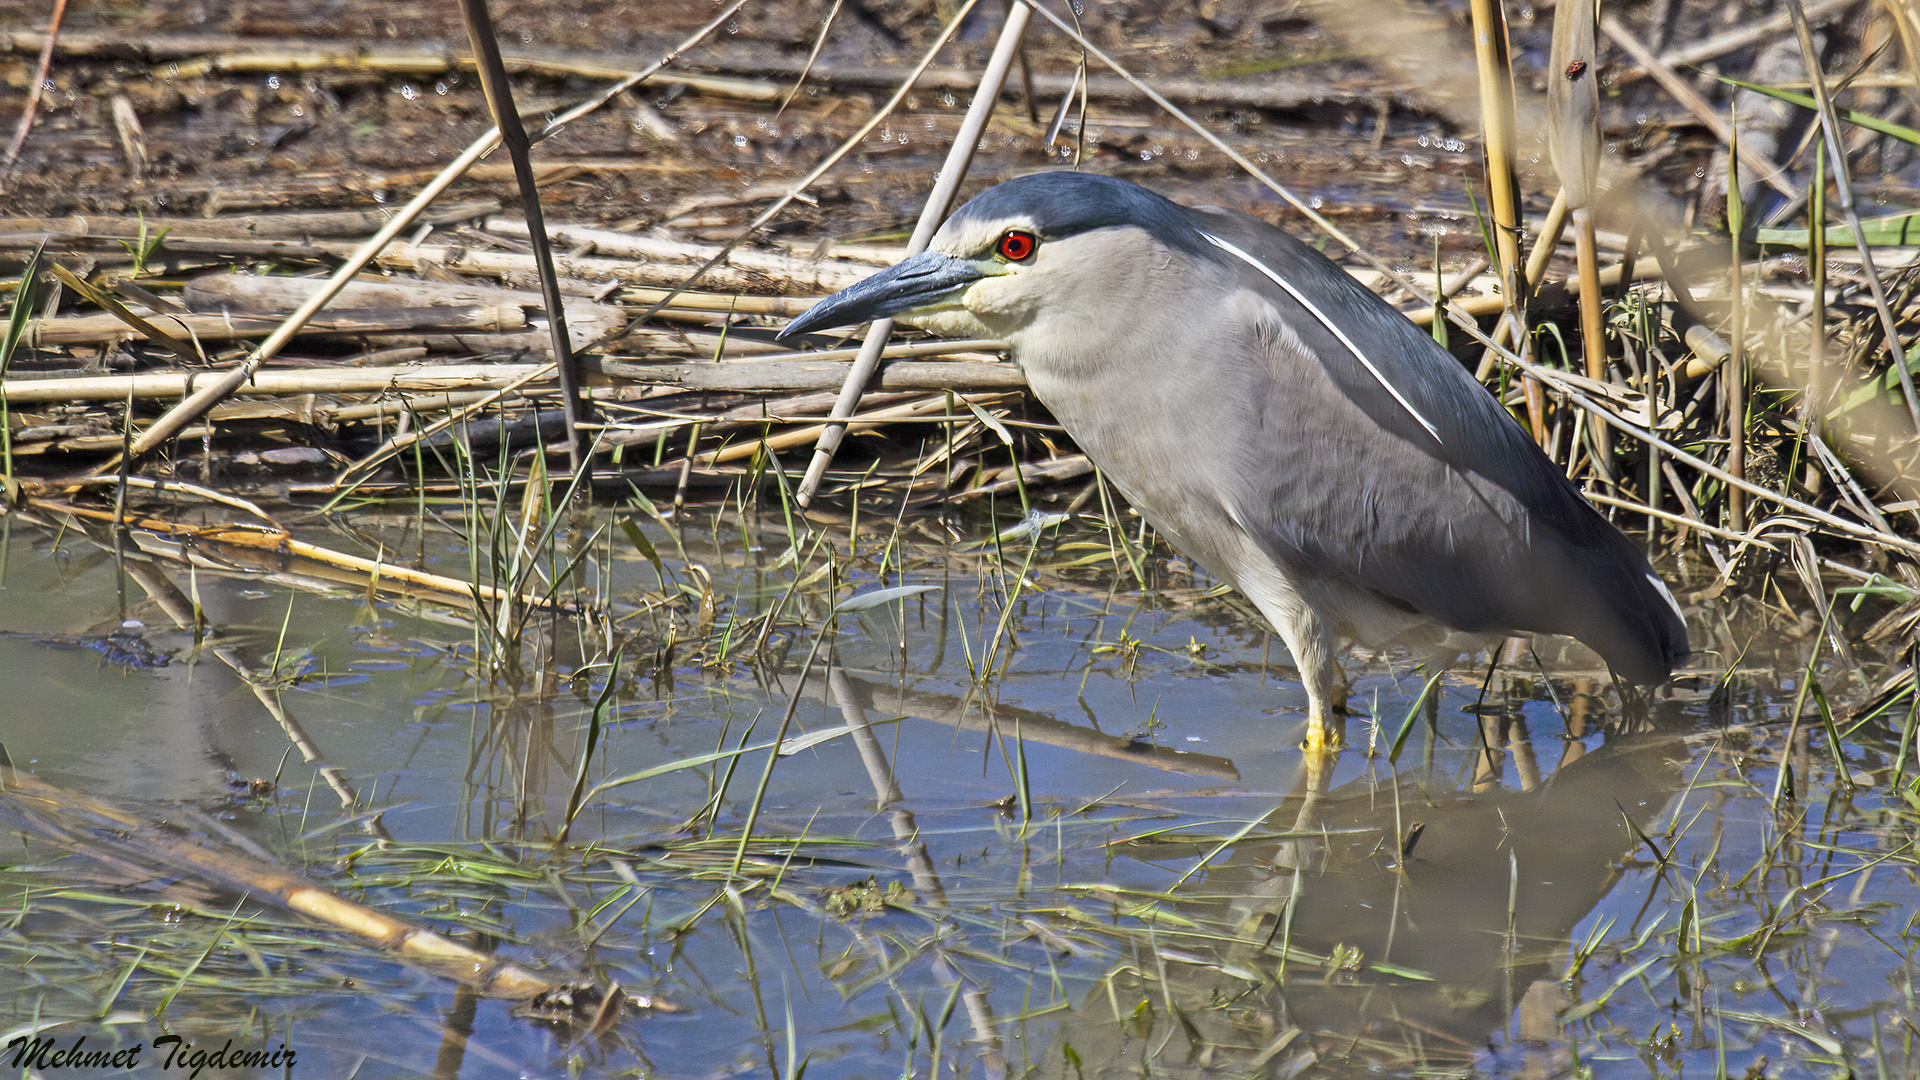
[780,172,1688,749]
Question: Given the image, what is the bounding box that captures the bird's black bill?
[777,250,985,339]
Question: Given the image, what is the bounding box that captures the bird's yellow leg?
[1231,565,1348,753]
[1302,698,1347,752]
[1300,662,1349,752]
[1284,636,1349,752]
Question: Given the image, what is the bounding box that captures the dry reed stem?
[0,763,563,1000]
[101,552,381,820]
[458,0,615,476]
[1469,0,1523,299]
[2,356,1026,406]
[175,48,779,102]
[0,30,1399,113]
[3,363,560,403]
[181,267,789,324]
[349,238,887,297]
[330,361,562,487]
[23,496,585,611]
[45,263,203,364]
[1501,351,1920,558]
[102,136,507,470]
[795,0,1027,505]
[704,393,1017,466]
[26,304,548,347]
[94,3,749,472]
[484,218,888,291]
[1549,0,1611,469]
[368,240,887,298]
[45,474,281,522]
[603,357,1024,393]
[0,202,501,241]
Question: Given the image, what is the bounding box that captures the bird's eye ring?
[995,230,1037,262]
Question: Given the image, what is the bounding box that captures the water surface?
[0,500,1903,1078]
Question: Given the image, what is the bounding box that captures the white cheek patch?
[961,272,1022,314]
[909,308,995,338]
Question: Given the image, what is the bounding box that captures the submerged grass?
[5,655,1917,1075]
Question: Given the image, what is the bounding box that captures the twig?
[39,474,282,524]
[1785,0,1920,439]
[3,363,558,404]
[1504,346,1920,557]
[0,763,563,1000]
[1600,15,1797,198]
[1631,0,1862,76]
[457,0,585,472]
[0,0,67,188]
[795,0,1033,505]
[97,4,749,474]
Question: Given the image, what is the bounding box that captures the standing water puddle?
[0,499,1910,1078]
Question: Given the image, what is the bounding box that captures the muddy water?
[0,499,1905,1078]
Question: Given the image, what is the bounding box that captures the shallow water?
[0,497,1909,1078]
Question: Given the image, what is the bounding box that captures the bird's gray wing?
[1187,205,1686,681]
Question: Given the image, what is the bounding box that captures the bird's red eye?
[996,230,1037,261]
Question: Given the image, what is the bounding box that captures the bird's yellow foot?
[1301,711,1346,753]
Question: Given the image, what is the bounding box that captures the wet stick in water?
[0,754,568,1002]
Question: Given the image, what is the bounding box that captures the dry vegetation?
[3,2,1919,658]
